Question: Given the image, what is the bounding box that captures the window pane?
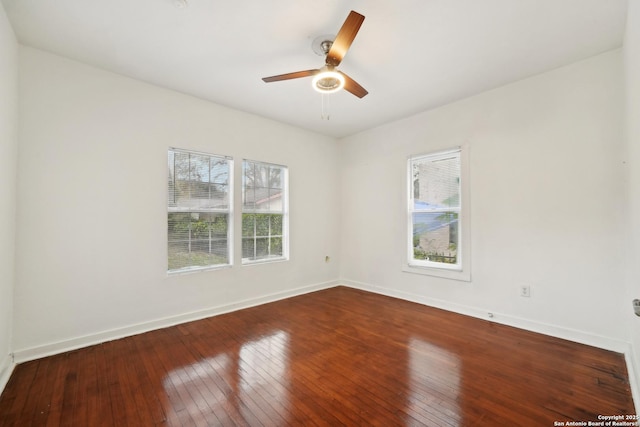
[268,188,283,212]
[254,187,271,211]
[243,161,254,184]
[168,241,190,270]
[168,212,229,270]
[413,155,460,208]
[256,238,269,258]
[168,150,176,206]
[242,161,286,213]
[211,158,229,184]
[243,162,257,210]
[270,168,282,189]
[208,183,229,209]
[242,238,255,259]
[173,152,191,205]
[211,239,229,263]
[255,164,270,188]
[255,214,270,236]
[190,154,210,185]
[243,180,257,210]
[412,212,458,264]
[168,212,191,242]
[169,151,231,211]
[271,237,283,257]
[202,213,227,238]
[188,213,209,240]
[271,214,283,235]
[242,214,255,237]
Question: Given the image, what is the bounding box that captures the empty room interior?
[1,0,640,425]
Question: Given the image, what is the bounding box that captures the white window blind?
[242,160,288,263]
[168,148,233,272]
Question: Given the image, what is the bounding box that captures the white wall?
[339,50,627,350]
[0,2,18,388]
[624,0,640,399]
[13,46,341,359]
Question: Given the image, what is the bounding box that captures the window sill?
[167,264,232,276]
[241,257,289,266]
[402,263,471,282]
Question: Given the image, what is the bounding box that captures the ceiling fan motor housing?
[320,40,333,55]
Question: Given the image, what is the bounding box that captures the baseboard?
[13,280,339,364]
[626,344,640,415]
[0,353,15,396]
[341,279,630,353]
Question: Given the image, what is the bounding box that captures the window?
[168,148,233,273]
[242,160,288,264]
[407,147,469,279]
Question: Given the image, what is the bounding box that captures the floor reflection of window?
[409,337,461,426]
[162,330,289,425]
[240,330,288,389]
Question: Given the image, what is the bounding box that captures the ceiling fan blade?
[339,71,368,98]
[262,69,319,83]
[326,11,365,67]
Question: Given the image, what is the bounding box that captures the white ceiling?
[2,0,628,138]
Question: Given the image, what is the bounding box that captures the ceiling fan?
[262,10,368,98]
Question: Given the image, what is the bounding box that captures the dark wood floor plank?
[1,359,39,425]
[125,336,171,425]
[0,286,635,426]
[17,355,52,425]
[92,343,115,427]
[43,353,74,427]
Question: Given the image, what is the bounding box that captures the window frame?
[241,159,289,265]
[403,146,471,281]
[167,147,234,274]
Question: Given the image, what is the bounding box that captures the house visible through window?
[242,160,288,263]
[167,148,233,272]
[409,148,462,270]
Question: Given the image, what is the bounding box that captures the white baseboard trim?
[341,279,630,353]
[0,353,15,396]
[13,280,339,364]
[626,344,640,415]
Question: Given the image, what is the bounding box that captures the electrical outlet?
[520,285,531,298]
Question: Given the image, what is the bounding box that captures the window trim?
[403,145,471,282]
[241,159,289,265]
[167,147,234,275]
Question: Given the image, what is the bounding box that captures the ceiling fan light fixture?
[312,69,345,94]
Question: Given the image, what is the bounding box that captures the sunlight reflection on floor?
[163,330,290,424]
[408,337,461,426]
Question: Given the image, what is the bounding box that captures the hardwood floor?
[0,287,635,426]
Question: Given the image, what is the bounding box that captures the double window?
[408,147,469,280]
[167,149,288,273]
